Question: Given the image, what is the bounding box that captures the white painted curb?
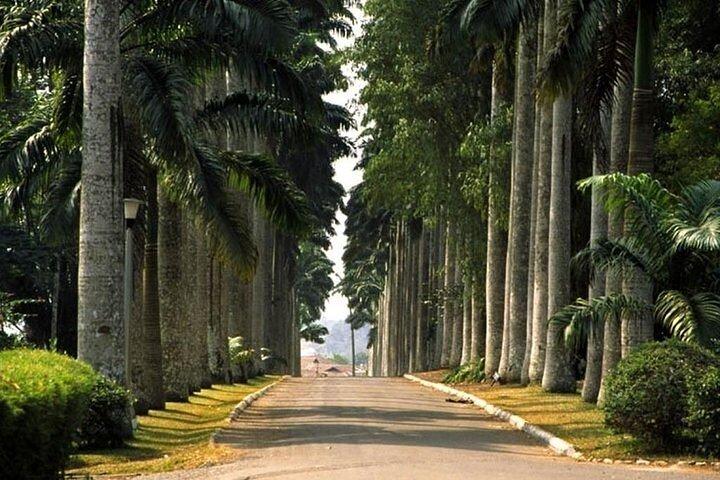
[404,374,582,459]
[211,375,289,443]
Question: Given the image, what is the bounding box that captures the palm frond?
[194,90,302,140]
[159,143,258,280]
[222,151,312,235]
[549,293,651,351]
[460,0,540,43]
[656,290,720,348]
[670,180,720,253]
[124,0,296,51]
[38,149,81,243]
[573,237,656,282]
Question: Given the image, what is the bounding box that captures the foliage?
[603,340,720,451]
[685,366,720,455]
[228,336,256,383]
[295,240,333,344]
[443,359,486,384]
[656,85,720,188]
[77,376,134,449]
[0,348,97,478]
[330,353,350,365]
[553,174,720,348]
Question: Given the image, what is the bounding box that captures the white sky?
[302,5,367,355]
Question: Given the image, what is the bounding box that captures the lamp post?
[123,198,142,386]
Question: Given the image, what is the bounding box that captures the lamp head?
[123,198,143,228]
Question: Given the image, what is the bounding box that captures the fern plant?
[551,174,720,348]
[443,359,486,384]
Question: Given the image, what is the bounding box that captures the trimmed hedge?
[0,349,97,479]
[77,375,134,449]
[603,340,720,452]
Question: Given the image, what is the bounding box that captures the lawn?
[416,371,713,463]
[67,376,277,476]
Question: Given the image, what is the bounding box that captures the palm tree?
[1,0,320,394]
[501,20,537,382]
[77,0,125,381]
[582,110,610,402]
[141,170,164,409]
[551,175,720,352]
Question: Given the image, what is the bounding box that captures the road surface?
[146,377,715,479]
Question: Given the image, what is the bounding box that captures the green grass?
[68,376,277,476]
[418,371,713,462]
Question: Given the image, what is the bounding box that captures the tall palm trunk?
[159,189,189,400]
[77,0,125,382]
[500,22,537,382]
[528,0,556,383]
[414,225,430,371]
[441,221,456,367]
[433,216,447,368]
[542,88,575,393]
[582,110,610,402]
[450,237,463,367]
[622,3,655,354]
[598,78,633,404]
[485,57,511,377]
[141,171,164,409]
[460,275,472,365]
[523,21,543,384]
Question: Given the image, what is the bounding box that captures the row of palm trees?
[0,0,352,411]
[346,0,720,404]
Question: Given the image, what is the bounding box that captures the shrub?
[443,359,485,384]
[685,366,720,455]
[603,340,720,450]
[77,376,134,449]
[0,349,97,479]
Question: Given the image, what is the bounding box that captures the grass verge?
[416,370,714,463]
[67,376,277,476]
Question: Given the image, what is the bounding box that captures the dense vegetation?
[0,0,351,404]
[343,0,720,452]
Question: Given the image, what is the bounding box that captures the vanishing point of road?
[145,377,715,480]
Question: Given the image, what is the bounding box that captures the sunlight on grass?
[68,376,277,476]
[418,371,707,461]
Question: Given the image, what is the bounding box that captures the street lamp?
[123,198,143,386]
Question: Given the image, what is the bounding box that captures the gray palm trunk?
[449,237,463,367]
[622,8,656,354]
[77,0,125,382]
[541,90,575,393]
[523,23,543,384]
[441,221,456,367]
[182,215,203,390]
[470,274,485,363]
[250,207,270,370]
[461,277,472,365]
[485,59,511,378]
[597,79,633,404]
[582,109,610,403]
[159,188,190,400]
[141,171,164,409]
[414,224,430,371]
[528,0,556,383]
[500,22,537,383]
[433,217,447,368]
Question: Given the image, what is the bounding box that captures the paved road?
[146,377,715,480]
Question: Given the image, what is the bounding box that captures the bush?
[686,366,720,455]
[443,359,485,384]
[0,349,97,479]
[603,340,720,450]
[77,376,134,449]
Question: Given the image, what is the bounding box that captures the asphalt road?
[145,377,716,480]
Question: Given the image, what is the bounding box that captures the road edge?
[210,375,289,444]
[404,373,582,459]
